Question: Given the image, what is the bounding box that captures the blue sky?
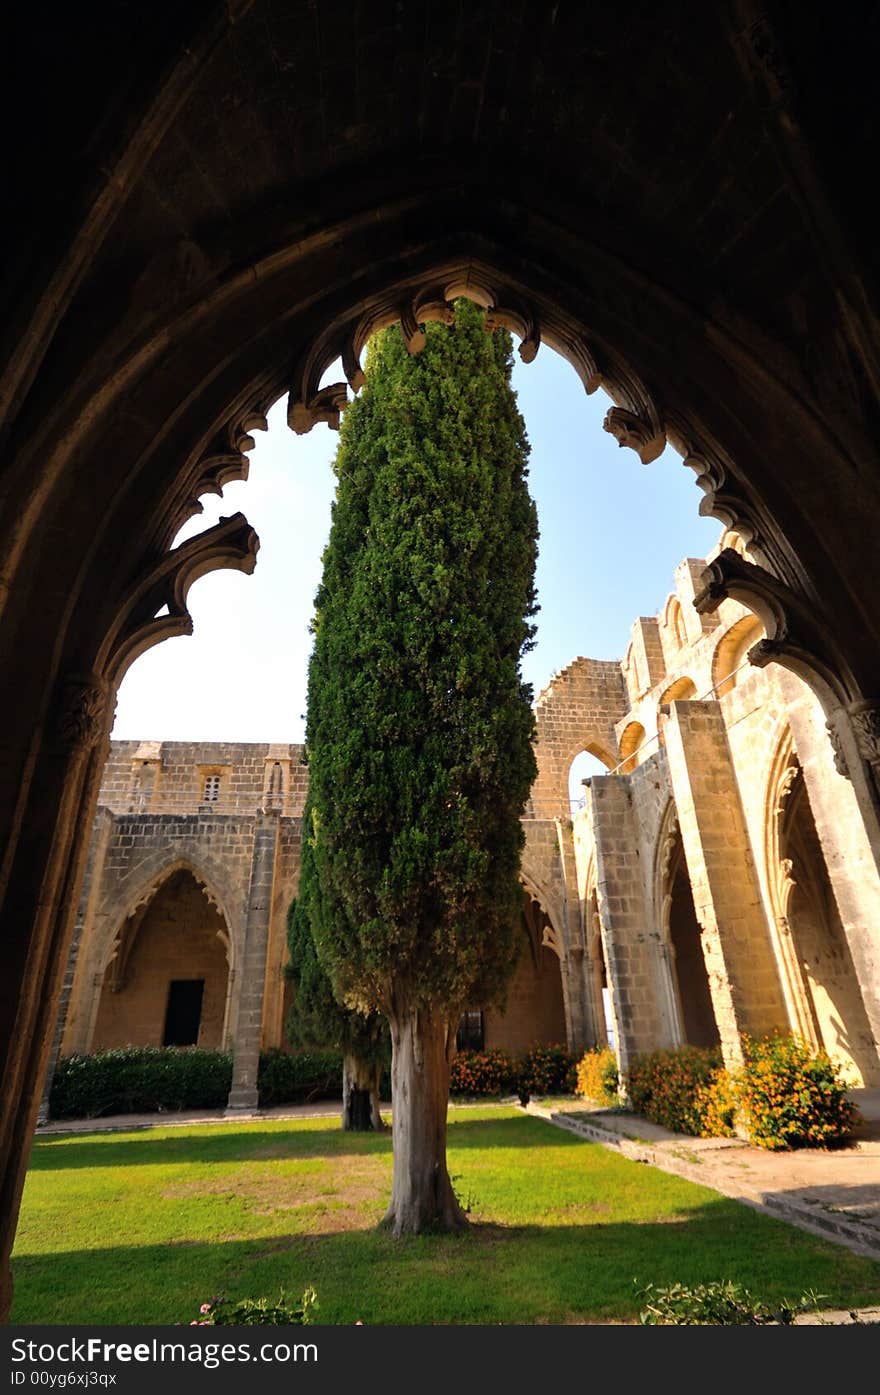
[111,344,721,751]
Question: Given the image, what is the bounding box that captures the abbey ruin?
[50,528,880,1111]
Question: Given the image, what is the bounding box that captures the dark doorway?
[163,979,205,1046]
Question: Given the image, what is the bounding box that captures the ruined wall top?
[98,741,308,818]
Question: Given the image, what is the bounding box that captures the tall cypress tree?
[304,297,538,1233]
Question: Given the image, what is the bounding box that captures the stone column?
[589,776,676,1074]
[0,674,113,1323]
[553,816,596,1054]
[662,699,787,1067]
[35,807,113,1123]
[226,810,280,1112]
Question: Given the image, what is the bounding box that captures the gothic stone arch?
[2,6,880,1318]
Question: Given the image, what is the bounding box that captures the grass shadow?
[27,1110,570,1171]
[12,1200,880,1325]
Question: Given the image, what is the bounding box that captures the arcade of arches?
[48,535,880,1121]
[2,2,879,1322]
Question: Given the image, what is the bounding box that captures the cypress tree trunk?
[342,1051,385,1131]
[382,1004,467,1235]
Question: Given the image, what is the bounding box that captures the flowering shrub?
[694,1069,738,1139]
[449,1044,578,1098]
[449,1049,517,1097]
[190,1288,317,1326]
[625,1036,858,1149]
[625,1046,724,1136]
[518,1043,577,1096]
[737,1033,858,1150]
[575,1047,619,1106]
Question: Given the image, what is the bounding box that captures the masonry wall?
[484,942,567,1054]
[530,658,627,814]
[98,741,308,817]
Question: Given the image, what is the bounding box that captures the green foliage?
[257,1047,346,1107]
[518,1042,577,1096]
[304,297,539,1017]
[285,832,388,1068]
[625,1046,725,1136]
[192,1287,318,1326]
[637,1279,822,1326]
[49,1047,232,1119]
[449,1049,517,1097]
[737,1032,858,1150]
[575,1047,619,1105]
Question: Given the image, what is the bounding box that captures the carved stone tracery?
[168,402,270,545]
[97,513,259,688]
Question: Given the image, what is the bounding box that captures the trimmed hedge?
[49,1047,232,1119]
[257,1048,344,1107]
[48,1046,393,1118]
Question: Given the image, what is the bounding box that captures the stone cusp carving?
[167,403,269,546]
[53,675,112,754]
[285,261,666,456]
[96,513,259,687]
[603,406,664,465]
[825,718,850,779]
[693,547,855,713]
[666,418,769,561]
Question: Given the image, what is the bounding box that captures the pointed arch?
[98,854,238,979]
[763,723,874,1082]
[712,612,765,697]
[663,594,689,650]
[92,861,234,1053]
[617,721,645,775]
[653,800,719,1048]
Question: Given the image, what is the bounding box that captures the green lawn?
[12,1106,880,1324]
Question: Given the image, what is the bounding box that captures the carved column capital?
[848,699,880,767]
[53,675,111,754]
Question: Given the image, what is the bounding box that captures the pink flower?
[200,1303,212,1314]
